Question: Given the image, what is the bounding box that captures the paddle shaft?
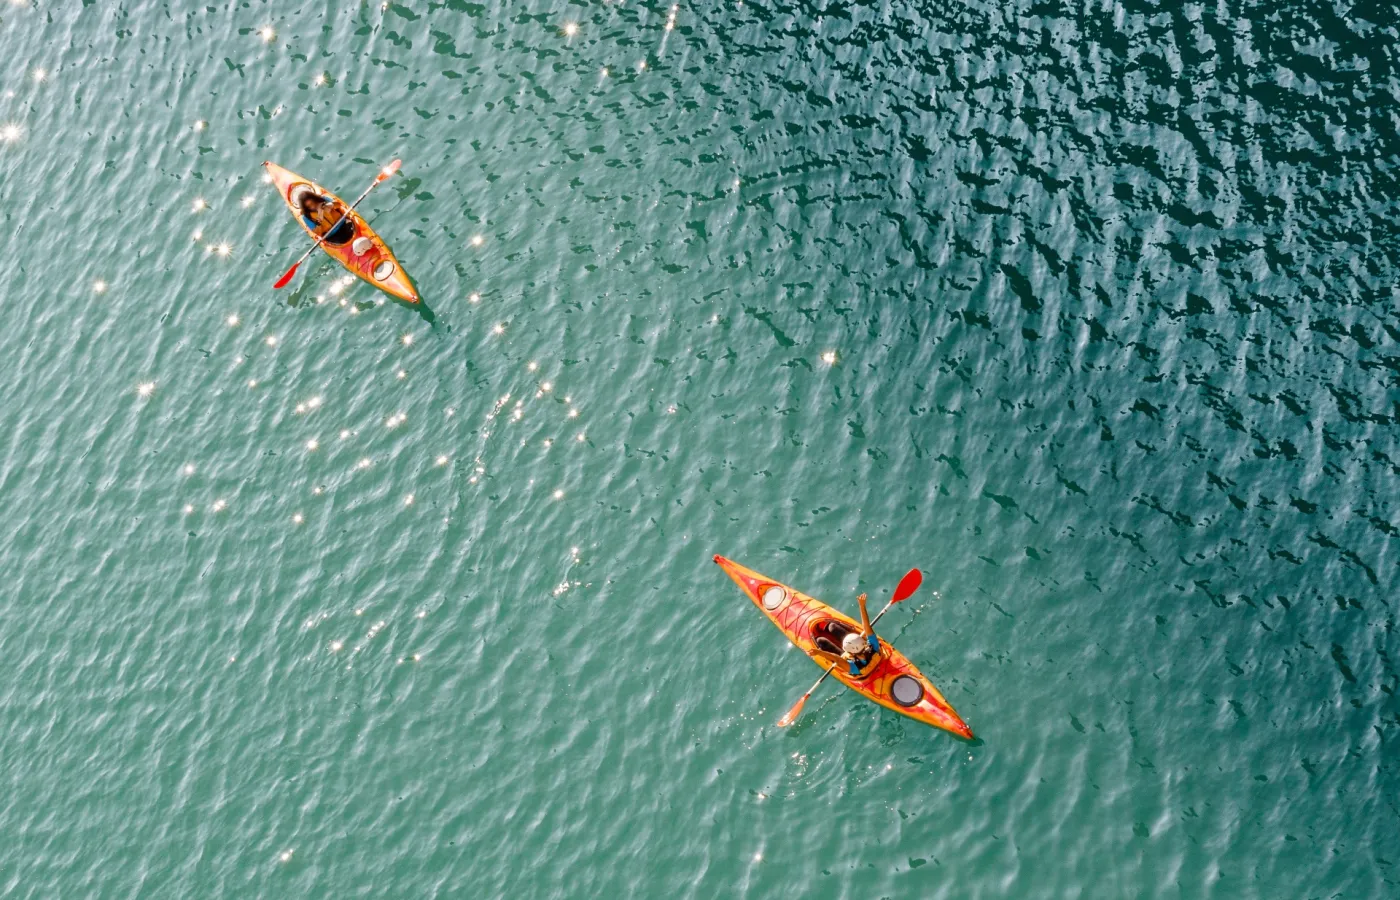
[869,595,901,628]
[275,160,400,287]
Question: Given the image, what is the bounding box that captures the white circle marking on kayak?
[761,586,785,611]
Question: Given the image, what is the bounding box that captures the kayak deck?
[264,161,417,303]
[715,556,973,738]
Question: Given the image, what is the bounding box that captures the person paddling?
[813,593,881,677]
[298,192,355,246]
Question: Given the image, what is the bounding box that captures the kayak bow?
[263,161,418,303]
[715,555,973,738]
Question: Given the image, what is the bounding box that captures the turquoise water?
[1,0,1396,896]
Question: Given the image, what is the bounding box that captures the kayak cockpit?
[288,182,354,246]
[810,617,858,656]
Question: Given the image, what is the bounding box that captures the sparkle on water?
[92,280,108,294]
[136,381,156,398]
[1,123,22,143]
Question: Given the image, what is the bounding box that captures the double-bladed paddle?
[776,568,923,727]
[273,159,401,289]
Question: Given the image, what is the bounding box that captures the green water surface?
[0,1,1396,897]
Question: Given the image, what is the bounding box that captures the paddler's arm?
[857,593,880,657]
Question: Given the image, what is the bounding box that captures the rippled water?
[1,0,1396,896]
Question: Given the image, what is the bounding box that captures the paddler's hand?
[857,592,872,633]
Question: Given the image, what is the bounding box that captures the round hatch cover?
[891,675,924,707]
[373,260,395,282]
[760,586,785,610]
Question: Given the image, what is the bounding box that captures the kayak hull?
[263,161,418,303]
[715,555,973,738]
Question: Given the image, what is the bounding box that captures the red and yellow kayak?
[263,161,418,303]
[715,556,972,738]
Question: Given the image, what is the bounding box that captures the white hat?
[842,632,867,655]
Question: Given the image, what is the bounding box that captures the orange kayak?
[263,161,418,303]
[715,556,973,738]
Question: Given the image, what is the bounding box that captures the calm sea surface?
[1,1,1396,897]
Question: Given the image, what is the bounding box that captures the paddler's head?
[300,193,324,215]
[842,633,867,657]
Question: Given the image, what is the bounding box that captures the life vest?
[302,197,354,244]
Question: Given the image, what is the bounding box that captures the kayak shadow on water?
[405,295,436,326]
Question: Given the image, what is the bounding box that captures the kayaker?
[298,192,355,246]
[810,593,880,676]
[839,593,881,676]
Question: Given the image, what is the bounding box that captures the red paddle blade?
[777,694,808,727]
[376,158,402,182]
[891,568,922,603]
[272,262,299,289]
